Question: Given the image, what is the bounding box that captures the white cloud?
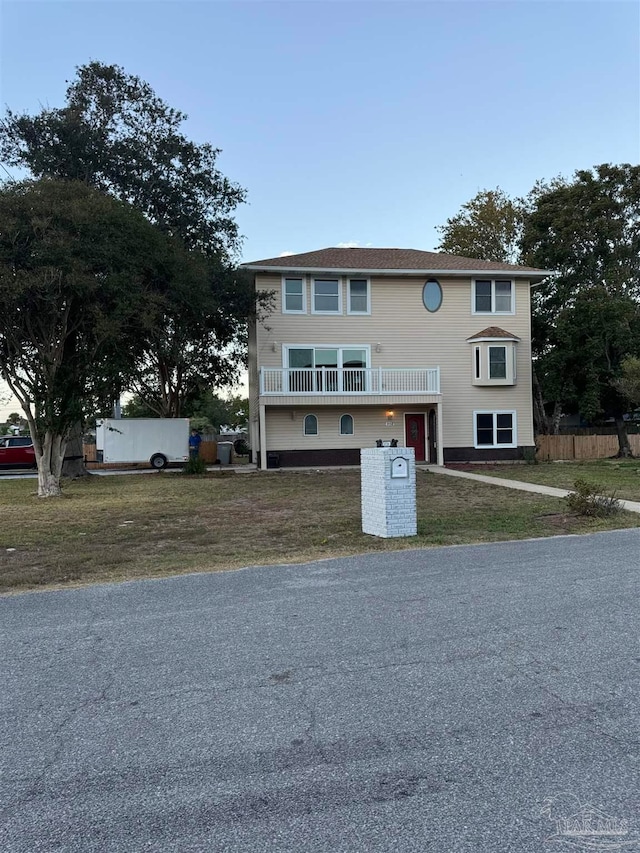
[336,241,373,248]
[279,251,294,257]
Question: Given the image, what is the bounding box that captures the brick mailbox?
[360,446,417,538]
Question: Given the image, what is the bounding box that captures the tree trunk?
[36,432,66,497]
[62,421,91,479]
[532,367,549,434]
[551,401,563,435]
[614,416,633,458]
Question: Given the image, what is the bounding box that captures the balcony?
[260,367,440,396]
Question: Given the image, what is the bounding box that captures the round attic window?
[422,279,443,312]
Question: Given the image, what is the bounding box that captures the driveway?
[1,531,639,852]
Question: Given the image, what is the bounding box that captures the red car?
[0,436,37,469]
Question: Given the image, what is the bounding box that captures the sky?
[0,0,639,417]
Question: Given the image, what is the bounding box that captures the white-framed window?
[304,414,318,436]
[340,414,354,435]
[470,339,517,385]
[285,345,370,393]
[347,278,370,315]
[488,346,507,379]
[312,278,342,314]
[472,279,514,314]
[282,276,306,314]
[474,410,517,448]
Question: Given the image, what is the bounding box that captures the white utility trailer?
[95,418,190,469]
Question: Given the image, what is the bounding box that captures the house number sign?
[391,457,409,478]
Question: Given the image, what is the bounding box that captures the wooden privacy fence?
[199,440,218,463]
[536,434,640,461]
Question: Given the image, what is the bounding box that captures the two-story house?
[242,248,552,470]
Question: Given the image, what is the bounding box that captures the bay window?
[488,346,507,379]
[468,333,518,386]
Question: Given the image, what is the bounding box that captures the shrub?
[182,456,207,476]
[565,478,621,516]
[522,446,538,465]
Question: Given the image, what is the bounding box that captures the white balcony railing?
[260,367,440,396]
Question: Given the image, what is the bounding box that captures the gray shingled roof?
[467,327,521,341]
[242,247,552,277]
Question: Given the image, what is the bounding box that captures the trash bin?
[217,441,233,466]
[267,452,280,469]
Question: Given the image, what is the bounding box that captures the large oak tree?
[0,179,170,496]
[435,188,525,264]
[1,62,267,469]
[522,163,640,455]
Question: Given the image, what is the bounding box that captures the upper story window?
[488,346,507,379]
[286,346,368,369]
[468,328,519,386]
[312,278,341,314]
[422,279,443,312]
[282,277,306,314]
[473,279,514,314]
[347,279,370,314]
[285,345,369,393]
[280,276,370,315]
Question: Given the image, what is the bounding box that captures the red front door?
[405,413,426,462]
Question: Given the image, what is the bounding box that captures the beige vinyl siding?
[264,406,425,452]
[255,273,534,449]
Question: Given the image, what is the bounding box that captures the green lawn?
[467,460,640,501]
[1,468,639,593]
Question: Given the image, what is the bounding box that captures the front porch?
[254,401,444,470]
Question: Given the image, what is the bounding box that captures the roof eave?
[242,264,555,281]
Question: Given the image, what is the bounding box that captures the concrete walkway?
[422,464,640,514]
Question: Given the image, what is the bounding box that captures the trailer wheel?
[150,453,168,470]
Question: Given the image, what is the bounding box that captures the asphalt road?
[1,530,640,852]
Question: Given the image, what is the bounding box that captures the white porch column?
[437,401,444,467]
[259,403,267,471]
